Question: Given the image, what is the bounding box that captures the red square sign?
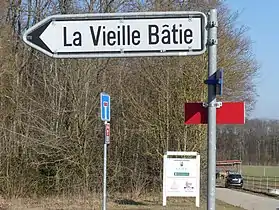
[184,102,245,124]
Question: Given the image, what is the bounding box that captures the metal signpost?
[206,9,218,210]
[22,9,237,210]
[100,92,111,210]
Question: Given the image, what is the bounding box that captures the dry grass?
[0,194,244,210]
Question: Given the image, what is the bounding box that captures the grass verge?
[0,194,244,210]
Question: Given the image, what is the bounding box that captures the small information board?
[163,151,200,207]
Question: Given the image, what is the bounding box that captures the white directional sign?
[23,12,207,58]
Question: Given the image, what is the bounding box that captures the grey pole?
[207,9,218,210]
[103,121,108,210]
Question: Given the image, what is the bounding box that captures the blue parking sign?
[100,92,110,121]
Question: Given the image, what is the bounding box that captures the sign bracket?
[204,68,223,96]
[202,102,222,108]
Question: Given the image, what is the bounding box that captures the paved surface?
[216,188,279,210]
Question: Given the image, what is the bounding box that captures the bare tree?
[0,0,259,198]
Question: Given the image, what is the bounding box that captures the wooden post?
[267,176,269,191]
[260,176,262,192]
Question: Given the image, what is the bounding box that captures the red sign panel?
[184,102,245,124]
[105,123,110,136]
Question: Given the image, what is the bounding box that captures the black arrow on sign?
[24,21,52,54]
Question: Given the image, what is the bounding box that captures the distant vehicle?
[225,173,243,188]
[216,159,242,179]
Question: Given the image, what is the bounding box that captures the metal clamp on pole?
[203,102,222,108]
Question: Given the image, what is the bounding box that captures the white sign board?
[163,151,200,207]
[23,12,207,58]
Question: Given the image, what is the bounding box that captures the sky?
[225,0,279,119]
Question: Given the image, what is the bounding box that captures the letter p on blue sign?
[100,92,110,122]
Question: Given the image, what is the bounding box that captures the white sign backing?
[163,151,200,207]
[23,12,207,58]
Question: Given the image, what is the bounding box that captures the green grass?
[241,165,279,177]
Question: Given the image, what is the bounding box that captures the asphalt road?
[216,188,279,210]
